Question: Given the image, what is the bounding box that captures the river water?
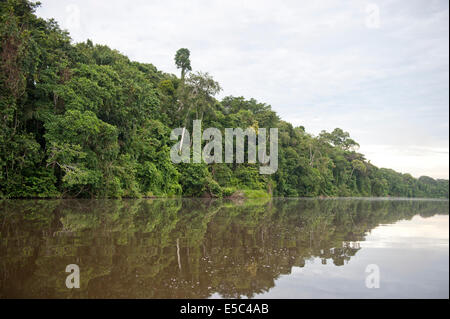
[0,198,448,298]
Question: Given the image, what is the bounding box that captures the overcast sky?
[36,0,449,179]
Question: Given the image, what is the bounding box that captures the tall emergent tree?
[174,48,192,80]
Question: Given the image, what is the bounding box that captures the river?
[0,198,448,298]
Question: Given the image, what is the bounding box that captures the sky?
[36,0,449,179]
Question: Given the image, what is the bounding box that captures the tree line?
[0,0,448,198]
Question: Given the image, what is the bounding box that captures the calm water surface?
[0,198,448,298]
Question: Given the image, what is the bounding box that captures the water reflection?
[0,198,448,298]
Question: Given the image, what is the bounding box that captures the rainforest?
[0,0,448,199]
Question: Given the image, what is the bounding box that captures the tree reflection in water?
[0,198,448,298]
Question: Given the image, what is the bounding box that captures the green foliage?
[320,128,359,151]
[178,163,221,197]
[241,189,271,198]
[0,0,448,199]
[222,187,237,197]
[174,48,192,79]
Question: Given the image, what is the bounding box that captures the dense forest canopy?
[0,0,448,199]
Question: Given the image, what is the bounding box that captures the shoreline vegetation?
[1,1,448,200]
